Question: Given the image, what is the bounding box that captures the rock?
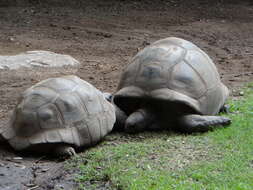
[9,37,15,42]
[0,50,80,70]
[13,157,23,160]
[239,91,244,96]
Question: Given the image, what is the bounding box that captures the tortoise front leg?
[125,108,156,133]
[177,114,231,133]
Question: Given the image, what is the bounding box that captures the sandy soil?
[0,0,253,189]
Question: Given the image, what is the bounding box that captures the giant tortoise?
[113,37,231,133]
[0,75,115,156]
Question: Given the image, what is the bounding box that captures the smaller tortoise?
[0,75,115,157]
[113,37,231,133]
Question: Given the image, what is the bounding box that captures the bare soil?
[0,0,253,189]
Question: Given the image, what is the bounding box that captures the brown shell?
[1,75,115,150]
[114,37,229,116]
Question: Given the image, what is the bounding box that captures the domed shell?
[114,37,228,115]
[1,75,116,150]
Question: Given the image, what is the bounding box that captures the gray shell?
[1,75,115,150]
[114,37,229,116]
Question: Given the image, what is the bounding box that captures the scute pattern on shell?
[1,75,115,150]
[114,37,228,116]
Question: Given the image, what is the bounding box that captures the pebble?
[41,168,50,172]
[13,157,23,160]
[239,91,244,96]
[54,184,64,189]
[14,163,26,169]
[25,183,37,187]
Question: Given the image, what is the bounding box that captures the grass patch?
[68,86,253,190]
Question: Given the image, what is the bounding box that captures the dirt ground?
[0,0,253,189]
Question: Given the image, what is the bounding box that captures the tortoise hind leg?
[54,144,76,157]
[177,114,231,133]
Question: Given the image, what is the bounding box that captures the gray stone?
[0,50,79,70]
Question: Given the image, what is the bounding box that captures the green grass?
[68,85,253,190]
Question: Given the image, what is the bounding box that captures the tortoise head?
[12,106,40,137]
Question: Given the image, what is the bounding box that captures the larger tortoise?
[0,75,115,156]
[113,37,231,133]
